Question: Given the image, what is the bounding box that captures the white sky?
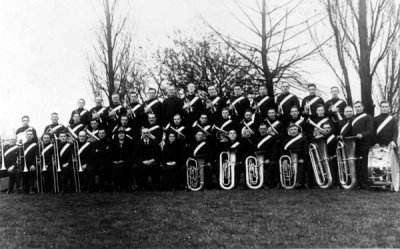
[0,0,360,137]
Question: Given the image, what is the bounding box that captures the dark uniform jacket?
[162,96,183,126]
[69,108,90,126]
[350,112,374,152]
[229,95,250,123]
[301,94,325,118]
[253,94,275,121]
[144,98,162,124]
[374,114,398,146]
[325,98,346,121]
[44,123,65,138]
[276,92,300,119]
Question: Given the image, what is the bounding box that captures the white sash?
[72,124,84,133]
[352,113,367,127]
[284,134,303,151]
[308,96,320,107]
[258,95,270,106]
[126,134,133,140]
[332,99,344,109]
[78,142,91,155]
[376,115,393,135]
[125,127,132,132]
[231,141,240,149]
[60,143,71,157]
[42,144,53,156]
[67,127,78,139]
[80,109,88,116]
[92,130,99,136]
[192,121,198,128]
[270,120,280,128]
[340,122,349,135]
[177,126,185,132]
[221,120,232,130]
[51,124,63,133]
[164,123,171,130]
[17,127,32,137]
[279,94,294,110]
[327,135,335,145]
[147,99,159,109]
[231,96,245,107]
[317,118,329,128]
[295,117,304,126]
[111,105,123,113]
[203,125,211,131]
[257,135,272,149]
[24,143,37,156]
[95,107,106,115]
[131,104,142,113]
[112,125,119,133]
[194,141,206,156]
[212,96,220,105]
[189,96,199,106]
[149,125,160,132]
[4,145,19,157]
[242,120,254,134]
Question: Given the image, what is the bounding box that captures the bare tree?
[202,0,326,98]
[88,0,139,104]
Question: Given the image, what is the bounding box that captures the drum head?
[390,147,400,192]
[0,177,9,192]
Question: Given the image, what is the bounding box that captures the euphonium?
[219,150,236,190]
[336,136,358,190]
[279,152,298,189]
[309,137,333,189]
[186,155,205,191]
[245,151,265,189]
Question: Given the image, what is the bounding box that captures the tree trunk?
[261,0,274,99]
[105,0,115,104]
[358,0,374,115]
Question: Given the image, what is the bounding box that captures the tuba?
[186,155,206,191]
[219,150,236,190]
[336,136,358,190]
[279,152,299,189]
[309,137,333,189]
[245,151,265,190]
[367,145,400,192]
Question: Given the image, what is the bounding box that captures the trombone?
[35,141,44,194]
[70,138,83,193]
[52,135,61,193]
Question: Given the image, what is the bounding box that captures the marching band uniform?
[192,120,212,143]
[221,138,245,188]
[58,138,73,192]
[41,140,55,193]
[324,132,339,186]
[239,116,258,138]
[105,102,127,134]
[206,94,224,125]
[374,113,398,146]
[69,108,90,126]
[22,138,39,193]
[164,121,188,146]
[276,92,300,121]
[144,97,162,124]
[144,122,163,144]
[285,116,306,135]
[228,94,250,124]
[301,94,325,118]
[77,139,94,192]
[351,112,374,188]
[187,137,214,188]
[3,142,20,193]
[16,126,38,143]
[336,117,352,137]
[253,94,275,122]
[325,97,346,122]
[254,130,279,188]
[306,115,333,141]
[162,94,183,126]
[183,93,203,128]
[68,121,86,140]
[89,104,107,127]
[127,101,145,137]
[44,123,65,138]
[161,133,185,190]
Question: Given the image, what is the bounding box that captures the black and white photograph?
[1,0,400,248]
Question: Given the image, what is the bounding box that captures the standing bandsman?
[206,85,225,125]
[301,83,325,118]
[183,83,203,128]
[351,101,373,188]
[264,108,283,138]
[162,85,183,127]
[252,85,275,122]
[89,96,107,126]
[164,114,188,145]
[92,128,111,192]
[306,104,333,140]
[228,85,250,124]
[239,110,257,138]
[44,113,65,138]
[3,137,19,193]
[337,106,354,137]
[16,115,38,144]
[144,88,162,124]
[69,99,90,126]
[105,93,127,134]
[284,106,306,133]
[57,131,73,193]
[192,114,212,143]
[23,130,39,194]
[40,133,55,193]
[374,101,398,147]
[77,131,95,192]
[125,92,145,132]
[325,86,347,122]
[144,113,163,143]
[67,112,86,140]
[87,119,100,140]
[276,82,300,121]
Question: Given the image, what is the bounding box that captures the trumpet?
[279,152,299,189]
[309,137,333,189]
[336,136,358,190]
[219,150,236,190]
[245,151,265,189]
[186,155,206,191]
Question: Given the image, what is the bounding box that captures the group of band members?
[1,82,398,194]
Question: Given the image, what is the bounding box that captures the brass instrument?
[367,145,400,191]
[85,128,100,142]
[279,152,299,189]
[245,151,265,189]
[169,126,186,139]
[212,125,228,140]
[329,104,343,122]
[71,139,83,193]
[309,137,333,189]
[265,118,279,135]
[35,142,44,194]
[22,144,28,173]
[196,124,211,136]
[306,118,325,137]
[219,150,236,190]
[186,155,206,191]
[1,138,6,171]
[183,97,193,113]
[52,135,61,193]
[305,101,312,116]
[336,136,358,190]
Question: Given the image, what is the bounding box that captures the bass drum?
[368,145,400,192]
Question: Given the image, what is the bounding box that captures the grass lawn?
[0,189,400,248]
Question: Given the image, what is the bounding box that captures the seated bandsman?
[306,104,333,140]
[374,101,398,147]
[255,123,279,188]
[57,131,73,193]
[337,106,354,137]
[192,114,212,143]
[164,114,187,146]
[239,110,257,138]
[105,93,127,134]
[228,85,250,124]
[16,115,38,144]
[144,113,163,143]
[183,83,203,128]
[205,85,224,125]
[3,137,19,194]
[281,124,310,188]
[351,101,373,189]
[23,130,39,194]
[77,131,95,192]
[67,112,86,140]
[133,128,161,191]
[264,108,283,138]
[110,128,133,192]
[144,88,162,124]
[41,133,55,193]
[301,83,325,118]
[89,96,107,127]
[161,132,185,190]
[112,115,134,141]
[284,106,306,134]
[187,131,214,188]
[252,85,275,122]
[276,82,300,122]
[69,98,90,126]
[213,108,234,157]
[92,128,112,192]
[44,113,65,138]
[325,86,347,122]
